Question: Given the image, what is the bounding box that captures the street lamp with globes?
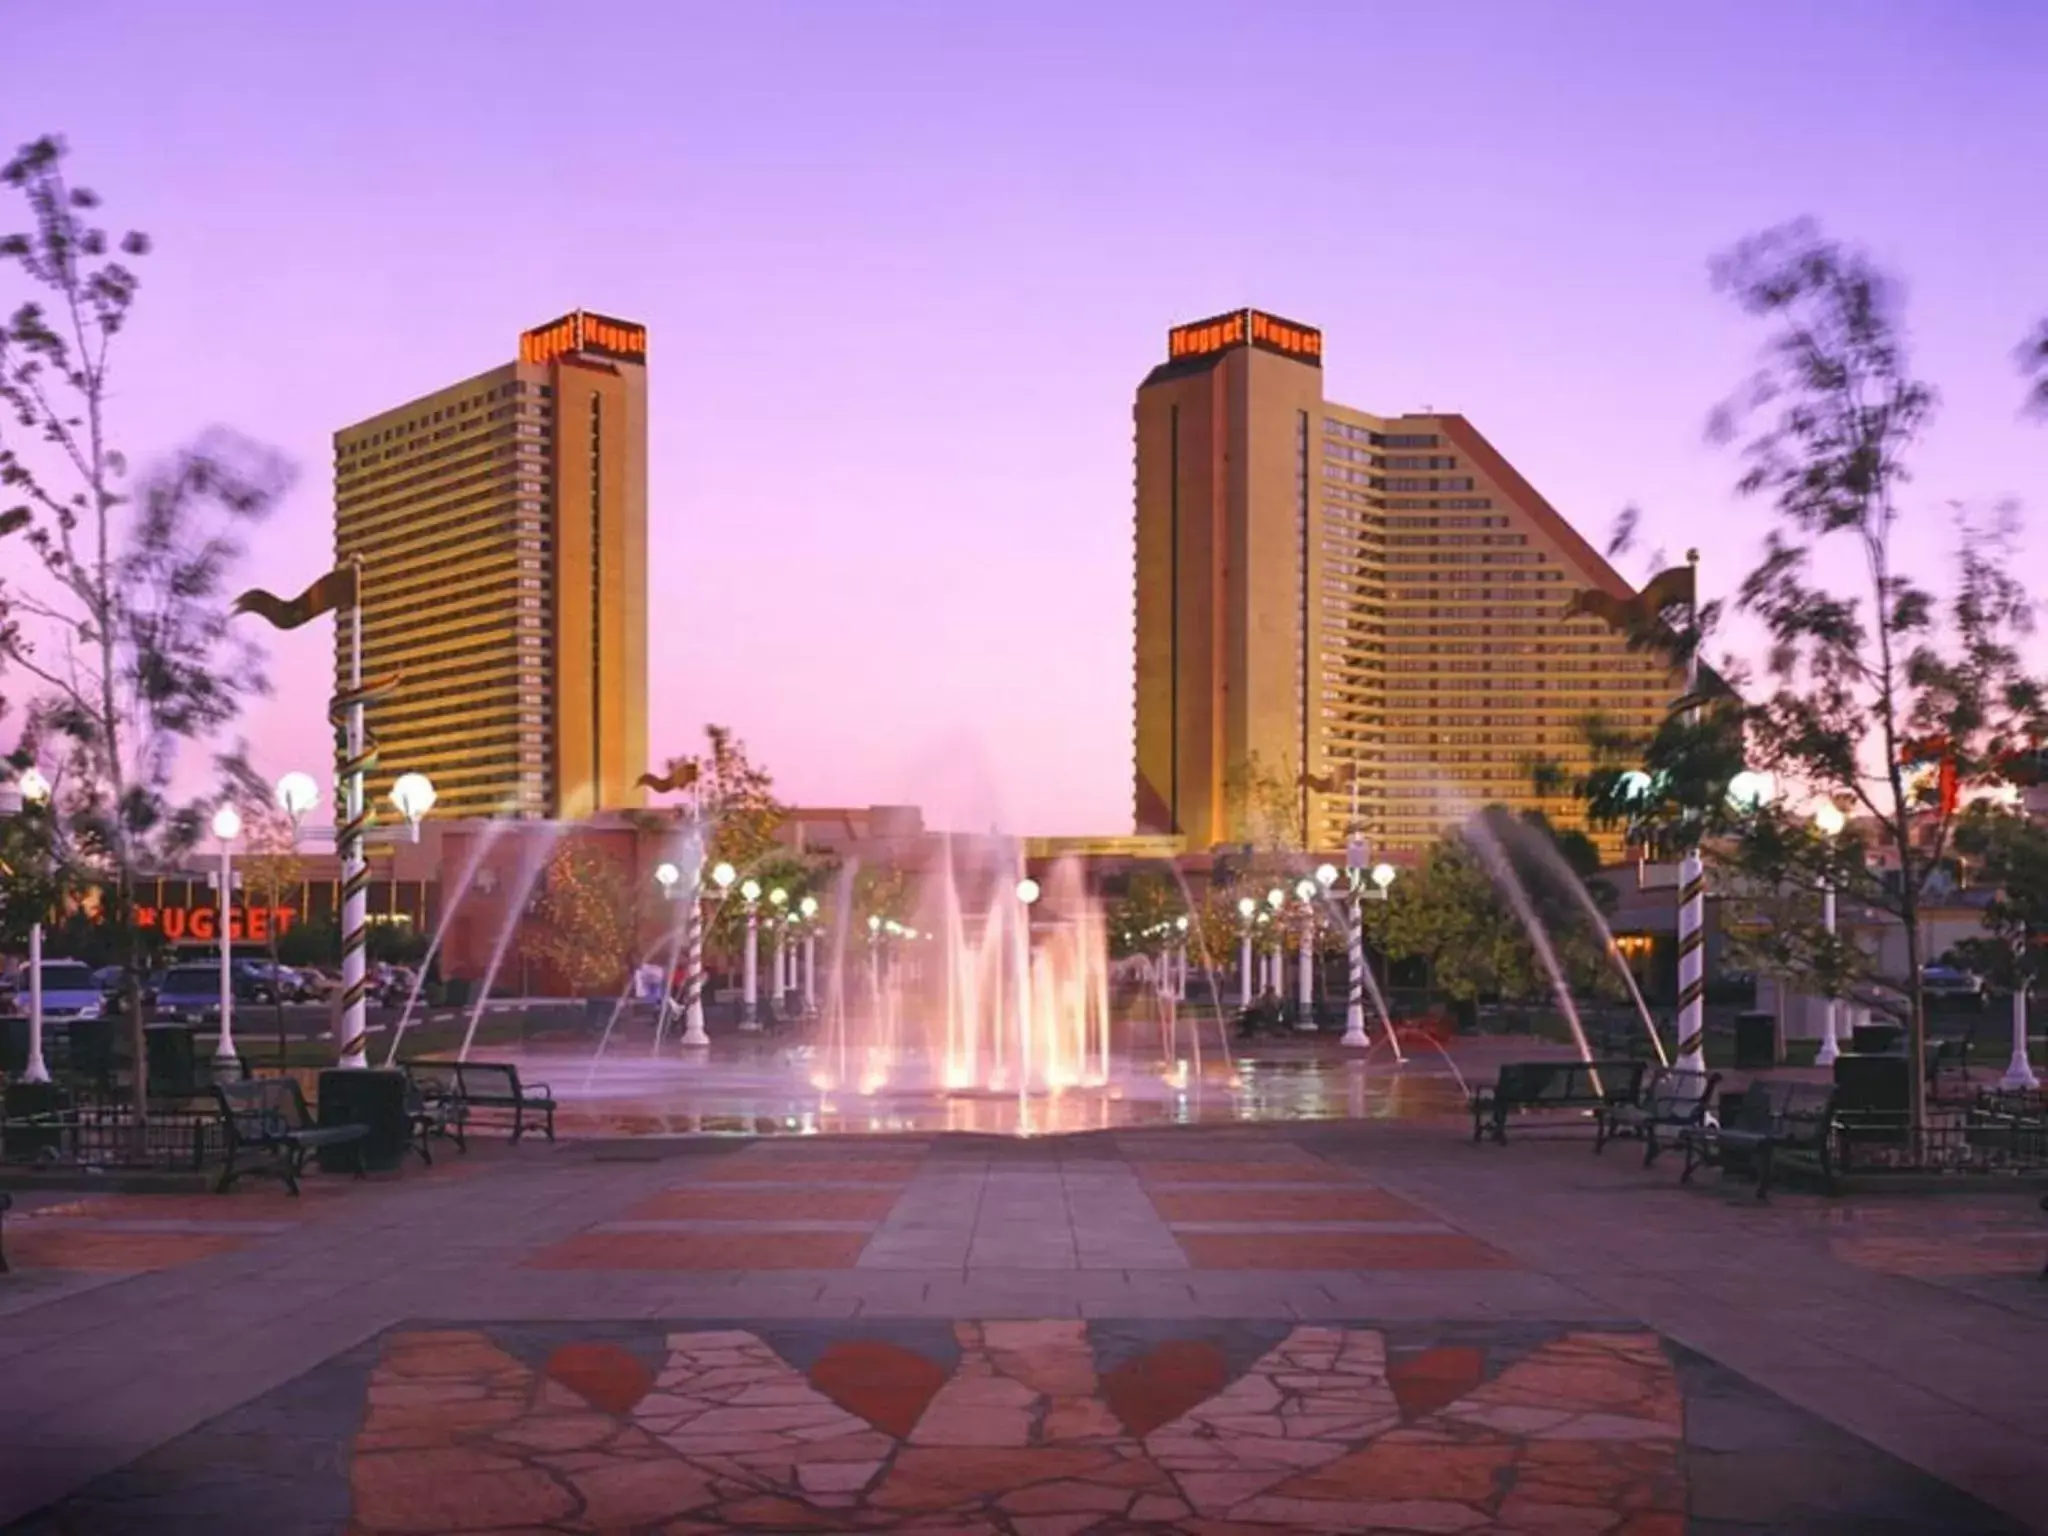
[1264,888,1286,1006]
[210,804,243,1065]
[5,767,57,1084]
[270,765,435,1068]
[798,894,821,1016]
[739,877,764,1031]
[1292,878,1319,1028]
[1235,896,1257,1008]
[1813,801,1847,1066]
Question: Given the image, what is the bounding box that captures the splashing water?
[383,815,511,1067]
[457,821,569,1063]
[1462,815,1601,1076]
[1494,816,1667,1067]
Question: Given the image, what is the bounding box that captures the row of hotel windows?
[1323,421,1442,449]
[338,382,553,458]
[1385,550,1550,565]
[336,405,548,484]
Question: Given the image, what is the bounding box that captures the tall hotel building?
[1133,308,1671,855]
[334,311,649,821]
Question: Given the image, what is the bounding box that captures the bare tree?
[0,135,289,1117]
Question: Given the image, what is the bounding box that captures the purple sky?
[8,1,2045,833]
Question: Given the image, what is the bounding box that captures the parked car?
[295,967,339,1002]
[152,964,224,1023]
[93,964,161,1010]
[1,959,105,1021]
[1921,965,1987,1008]
[152,960,279,1021]
[371,964,417,1007]
[244,961,307,1002]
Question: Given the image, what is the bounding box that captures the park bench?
[0,1191,10,1273]
[1595,1066,1720,1166]
[403,1061,555,1144]
[400,1062,470,1157]
[1470,1059,1646,1145]
[211,1078,368,1196]
[1679,1078,1836,1198]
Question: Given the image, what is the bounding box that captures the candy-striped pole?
[1674,852,1706,1069]
[1341,887,1369,1048]
[335,576,371,1068]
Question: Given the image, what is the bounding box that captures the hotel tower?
[1132,308,1671,855]
[333,311,650,821]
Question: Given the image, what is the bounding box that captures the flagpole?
[1674,548,1707,1076]
[338,557,370,1069]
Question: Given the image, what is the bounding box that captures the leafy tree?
[524,841,644,996]
[649,724,785,874]
[0,757,68,953]
[2021,318,2048,417]
[1223,750,1302,852]
[237,809,305,1063]
[1376,833,1535,1005]
[1105,871,1181,958]
[1703,222,2047,1129]
[1952,804,2048,1007]
[0,135,290,1114]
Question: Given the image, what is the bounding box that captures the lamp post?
[1265,887,1285,1013]
[739,878,762,1031]
[1236,896,1256,1008]
[1173,913,1190,1001]
[1681,769,1776,1075]
[1016,877,1040,1089]
[8,767,54,1084]
[1318,860,1366,1050]
[1294,877,1318,1031]
[1813,802,1846,1068]
[653,860,681,1031]
[705,861,735,1039]
[768,887,789,1014]
[273,765,433,1067]
[799,894,820,1016]
[211,803,243,1065]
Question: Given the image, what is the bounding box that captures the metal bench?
[403,1061,555,1144]
[212,1078,368,1195]
[1469,1059,1646,1145]
[1596,1067,1720,1166]
[400,1062,470,1157]
[1679,1078,1836,1198]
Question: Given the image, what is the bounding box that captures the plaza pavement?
[0,1061,2043,1533]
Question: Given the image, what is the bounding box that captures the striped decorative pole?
[1672,547,1707,1074]
[681,890,709,1046]
[334,575,373,1068]
[1342,887,1369,1048]
[1674,850,1707,1071]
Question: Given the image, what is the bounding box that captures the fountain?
[425,820,1473,1137]
[456,820,570,1062]
[813,841,1114,1101]
[383,815,511,1067]
[1461,813,1602,1073]
[1493,816,1668,1067]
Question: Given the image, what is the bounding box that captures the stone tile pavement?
[0,1118,2040,1531]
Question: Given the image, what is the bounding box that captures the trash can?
[67,1016,118,1087]
[144,1023,199,1096]
[1733,1010,1779,1070]
[441,978,471,1010]
[0,1016,25,1078]
[2,1080,72,1160]
[316,1067,412,1174]
[1851,1019,1902,1055]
